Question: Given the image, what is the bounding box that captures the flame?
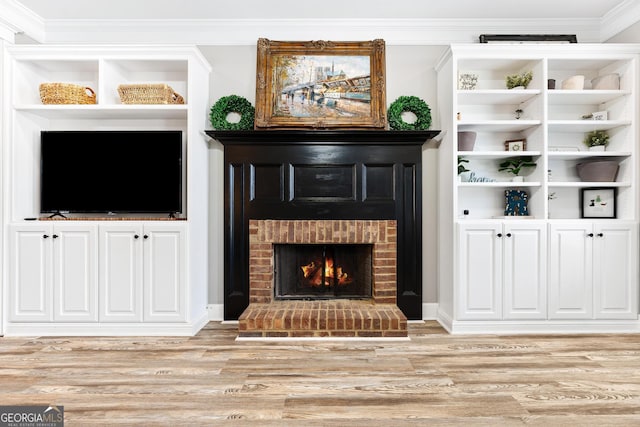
[300,257,350,287]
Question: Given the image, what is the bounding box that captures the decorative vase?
[512,176,524,182]
[591,73,620,90]
[457,131,476,151]
[561,75,585,90]
[588,145,606,152]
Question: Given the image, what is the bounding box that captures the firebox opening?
[274,244,373,300]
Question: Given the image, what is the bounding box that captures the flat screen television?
[40,130,183,216]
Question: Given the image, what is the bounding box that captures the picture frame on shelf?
[505,138,527,152]
[458,73,478,90]
[504,189,529,216]
[581,187,616,218]
[254,38,387,129]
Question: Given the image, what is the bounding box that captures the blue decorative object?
[505,190,529,216]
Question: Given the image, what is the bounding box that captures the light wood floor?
[1,321,640,426]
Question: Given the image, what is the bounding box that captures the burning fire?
[301,258,351,287]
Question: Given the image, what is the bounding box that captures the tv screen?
[40,130,183,215]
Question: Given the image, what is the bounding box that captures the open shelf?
[457,89,541,105]
[14,104,188,120]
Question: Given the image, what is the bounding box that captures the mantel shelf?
[205,129,441,145]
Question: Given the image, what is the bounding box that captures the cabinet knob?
[52,234,59,239]
[134,234,140,239]
[43,234,49,239]
[497,233,503,238]
[597,233,604,237]
[506,233,512,237]
[587,233,594,237]
[143,234,149,239]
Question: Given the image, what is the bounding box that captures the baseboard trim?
[435,314,640,335]
[3,315,210,337]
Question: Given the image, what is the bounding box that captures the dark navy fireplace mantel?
[206,129,440,320]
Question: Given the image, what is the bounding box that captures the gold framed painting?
[254,38,387,129]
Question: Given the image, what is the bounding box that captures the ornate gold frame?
[254,38,386,129]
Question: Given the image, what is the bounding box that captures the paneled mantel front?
[206,130,440,321]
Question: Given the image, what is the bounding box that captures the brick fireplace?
[238,219,407,337]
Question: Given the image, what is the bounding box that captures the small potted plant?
[583,129,609,151]
[505,71,533,89]
[458,156,470,181]
[498,156,536,182]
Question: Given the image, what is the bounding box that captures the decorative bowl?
[576,160,619,182]
[591,73,620,90]
[561,75,585,90]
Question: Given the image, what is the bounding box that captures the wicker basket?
[39,83,97,105]
[117,84,185,105]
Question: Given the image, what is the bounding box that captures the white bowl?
[591,73,620,90]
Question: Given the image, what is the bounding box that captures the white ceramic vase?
[561,75,585,90]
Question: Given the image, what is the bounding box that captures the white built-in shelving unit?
[2,45,212,336]
[436,44,640,334]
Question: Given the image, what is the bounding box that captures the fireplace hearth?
[238,219,407,337]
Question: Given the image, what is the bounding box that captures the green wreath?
[209,95,255,130]
[387,96,432,130]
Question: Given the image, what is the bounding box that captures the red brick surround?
[238,220,407,337]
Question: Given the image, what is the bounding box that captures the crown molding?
[601,0,640,41]
[36,17,604,45]
[0,21,18,42]
[0,0,44,42]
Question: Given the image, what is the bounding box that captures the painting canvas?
[255,39,386,129]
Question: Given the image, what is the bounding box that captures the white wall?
[200,44,446,305]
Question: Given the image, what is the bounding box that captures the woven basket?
[117,84,185,105]
[39,83,97,105]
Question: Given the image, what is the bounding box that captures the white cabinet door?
[458,223,502,320]
[99,224,143,322]
[52,224,98,322]
[548,223,593,319]
[9,225,53,322]
[503,223,547,319]
[143,224,186,322]
[593,223,638,319]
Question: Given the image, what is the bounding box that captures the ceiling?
[11,0,630,20]
[3,0,640,44]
